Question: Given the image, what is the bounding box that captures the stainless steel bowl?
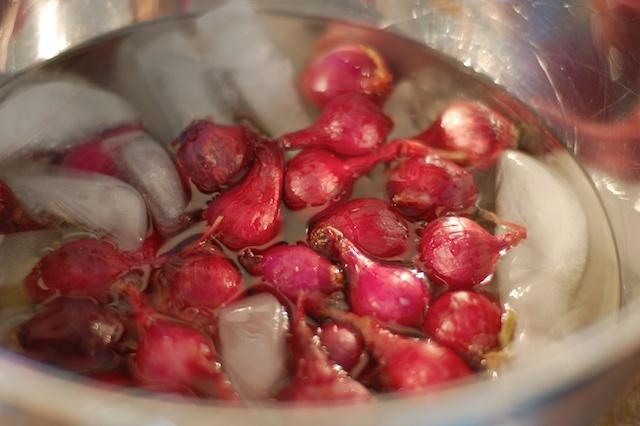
[0,1,638,424]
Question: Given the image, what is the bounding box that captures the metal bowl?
[0,1,637,424]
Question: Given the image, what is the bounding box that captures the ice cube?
[114,1,310,141]
[117,132,188,236]
[0,76,138,161]
[114,29,236,142]
[218,293,289,400]
[2,167,148,251]
[496,150,588,348]
[194,0,311,136]
[0,229,65,290]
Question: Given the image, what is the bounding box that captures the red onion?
[326,311,471,393]
[279,94,393,157]
[414,101,517,169]
[152,241,242,312]
[283,139,423,210]
[311,227,429,327]
[424,291,503,360]
[24,238,147,302]
[18,297,124,372]
[387,154,478,221]
[419,216,526,290]
[204,141,284,250]
[277,301,372,402]
[309,198,410,259]
[173,120,255,193]
[373,328,472,393]
[238,244,342,302]
[319,322,365,373]
[300,43,393,107]
[125,288,237,399]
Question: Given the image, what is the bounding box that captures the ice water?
[0,10,621,374]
